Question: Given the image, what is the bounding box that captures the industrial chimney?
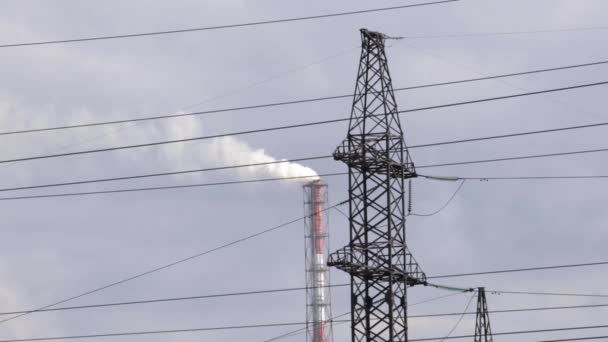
[303,180,332,342]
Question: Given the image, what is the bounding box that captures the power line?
[0,156,329,193]
[2,321,608,342]
[7,118,608,194]
[437,294,476,342]
[2,184,606,326]
[0,174,341,201]
[416,147,608,170]
[537,336,608,342]
[441,175,608,180]
[271,299,608,342]
[263,293,473,342]
[3,60,607,136]
[405,25,608,40]
[0,201,346,324]
[0,167,604,330]
[1,256,605,318]
[408,180,466,217]
[8,285,607,319]
[6,145,608,201]
[412,303,608,318]
[402,36,605,126]
[0,1,457,49]
[410,324,608,341]
[9,112,599,195]
[0,322,310,342]
[0,118,344,165]
[428,261,608,279]
[0,286,465,319]
[1,80,606,166]
[1,41,359,185]
[266,300,608,342]
[408,121,608,150]
[0,285,352,317]
[179,45,359,113]
[489,290,608,298]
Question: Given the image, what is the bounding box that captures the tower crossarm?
[333,134,416,179]
[328,245,426,286]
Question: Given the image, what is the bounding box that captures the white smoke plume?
[154,114,320,183]
[205,136,319,182]
[0,101,320,185]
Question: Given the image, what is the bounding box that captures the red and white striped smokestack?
[312,182,326,342]
[304,180,332,342]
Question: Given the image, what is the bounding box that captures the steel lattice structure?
[328,29,426,342]
[474,288,494,342]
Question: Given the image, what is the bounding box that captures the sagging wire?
[262,291,466,342]
[437,292,477,342]
[408,178,466,217]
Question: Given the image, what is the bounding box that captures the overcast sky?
[1,0,608,341]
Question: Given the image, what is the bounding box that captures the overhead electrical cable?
[263,312,352,342]
[2,60,607,136]
[488,290,608,298]
[12,292,600,318]
[0,80,606,166]
[0,201,347,325]
[402,37,605,126]
[410,324,608,341]
[0,257,605,318]
[1,171,608,203]
[179,45,360,113]
[0,208,604,329]
[6,118,608,193]
[416,147,608,170]
[537,336,608,342]
[423,175,608,181]
[468,176,608,180]
[0,284,352,317]
[0,174,343,201]
[11,42,363,177]
[437,294,476,342]
[427,261,608,279]
[264,323,608,342]
[0,156,330,193]
[5,147,608,201]
[413,302,608,318]
[0,1,458,49]
[263,292,466,342]
[408,121,608,150]
[267,294,608,342]
[2,322,608,342]
[405,25,608,40]
[270,298,608,342]
[408,180,466,217]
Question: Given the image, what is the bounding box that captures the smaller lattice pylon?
[474,287,493,342]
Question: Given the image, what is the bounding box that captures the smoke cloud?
[0,102,320,185]
[154,114,320,183]
[206,136,319,181]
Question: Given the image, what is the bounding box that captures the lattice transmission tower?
[327,29,427,342]
[474,288,493,342]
